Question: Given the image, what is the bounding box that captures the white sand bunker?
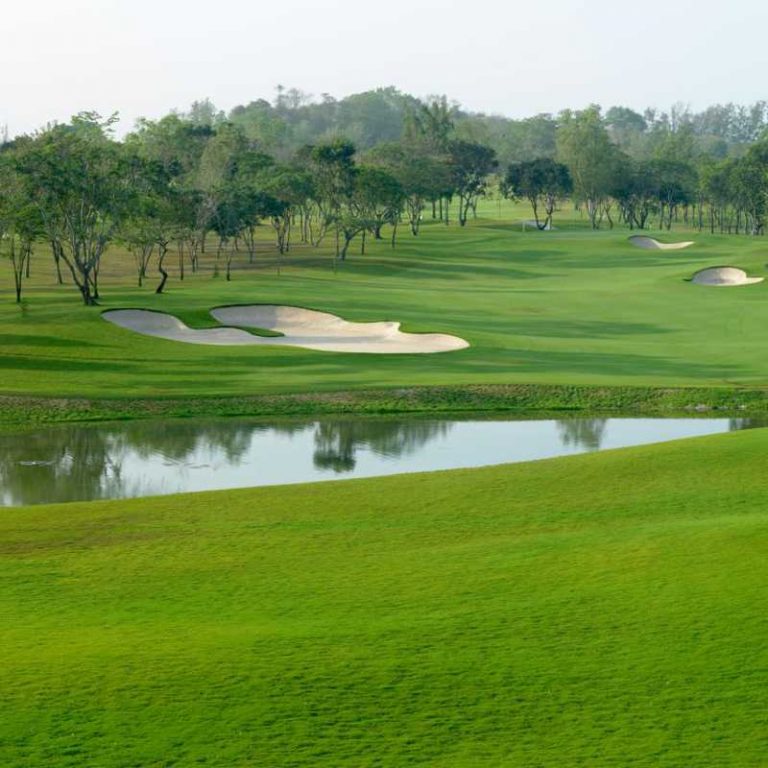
[691,266,764,286]
[629,235,694,250]
[103,306,469,354]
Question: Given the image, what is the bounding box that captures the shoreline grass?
[0,382,765,425]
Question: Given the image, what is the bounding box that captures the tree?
[184,98,225,128]
[300,139,357,254]
[649,159,697,230]
[730,144,768,235]
[407,95,456,152]
[366,141,452,236]
[260,165,313,260]
[192,122,247,255]
[447,140,498,226]
[502,158,572,229]
[0,155,40,302]
[556,107,621,229]
[13,116,133,305]
[353,165,403,244]
[126,114,215,272]
[611,158,659,230]
[604,106,647,153]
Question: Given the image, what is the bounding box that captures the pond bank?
[0,383,766,425]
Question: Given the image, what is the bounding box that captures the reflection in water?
[729,418,768,431]
[0,427,128,506]
[0,419,449,506]
[0,416,762,507]
[313,420,451,472]
[556,419,608,451]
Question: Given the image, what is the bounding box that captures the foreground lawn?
[2,209,768,400]
[1,429,766,766]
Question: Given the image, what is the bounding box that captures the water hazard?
[0,416,761,506]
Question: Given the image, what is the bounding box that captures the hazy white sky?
[1,0,766,136]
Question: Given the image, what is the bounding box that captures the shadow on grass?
[0,334,105,349]
[471,347,748,379]
[509,319,674,339]
[0,356,138,372]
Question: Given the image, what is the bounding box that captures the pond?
[0,415,761,506]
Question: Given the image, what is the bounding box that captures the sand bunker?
[691,266,764,286]
[103,306,469,354]
[629,235,694,250]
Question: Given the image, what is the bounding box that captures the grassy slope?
[1,428,766,767]
[2,202,768,403]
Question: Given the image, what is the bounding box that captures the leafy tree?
[353,165,403,242]
[299,139,357,253]
[610,158,663,230]
[649,159,697,230]
[256,165,308,262]
[556,107,621,229]
[366,142,452,235]
[502,158,572,229]
[192,122,248,254]
[229,99,288,153]
[447,140,498,226]
[13,116,133,305]
[730,143,768,235]
[184,98,226,128]
[406,95,456,151]
[0,155,40,302]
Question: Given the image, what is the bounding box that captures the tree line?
[0,103,499,304]
[3,94,768,305]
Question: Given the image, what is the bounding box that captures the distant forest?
[193,86,768,163]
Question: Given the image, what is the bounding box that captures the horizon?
[2,0,766,138]
[2,85,764,141]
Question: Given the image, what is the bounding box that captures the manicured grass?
[2,204,768,405]
[1,429,766,766]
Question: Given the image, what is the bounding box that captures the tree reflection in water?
[729,418,764,431]
[0,420,305,506]
[2,416,759,507]
[0,419,451,504]
[312,420,451,473]
[0,426,129,506]
[556,419,608,451]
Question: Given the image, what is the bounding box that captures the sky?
[1,0,766,137]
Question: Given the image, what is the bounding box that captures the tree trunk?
[156,245,169,294]
[51,241,64,285]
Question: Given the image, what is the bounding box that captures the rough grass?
[1,428,766,766]
[2,202,768,405]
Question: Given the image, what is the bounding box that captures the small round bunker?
[691,266,764,286]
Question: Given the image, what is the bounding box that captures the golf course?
[1,202,767,766]
[3,206,768,410]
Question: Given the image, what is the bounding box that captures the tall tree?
[13,115,133,305]
[556,107,621,229]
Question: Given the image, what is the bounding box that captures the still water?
[0,416,760,506]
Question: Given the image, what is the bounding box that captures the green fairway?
[2,207,768,405]
[1,428,766,766]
